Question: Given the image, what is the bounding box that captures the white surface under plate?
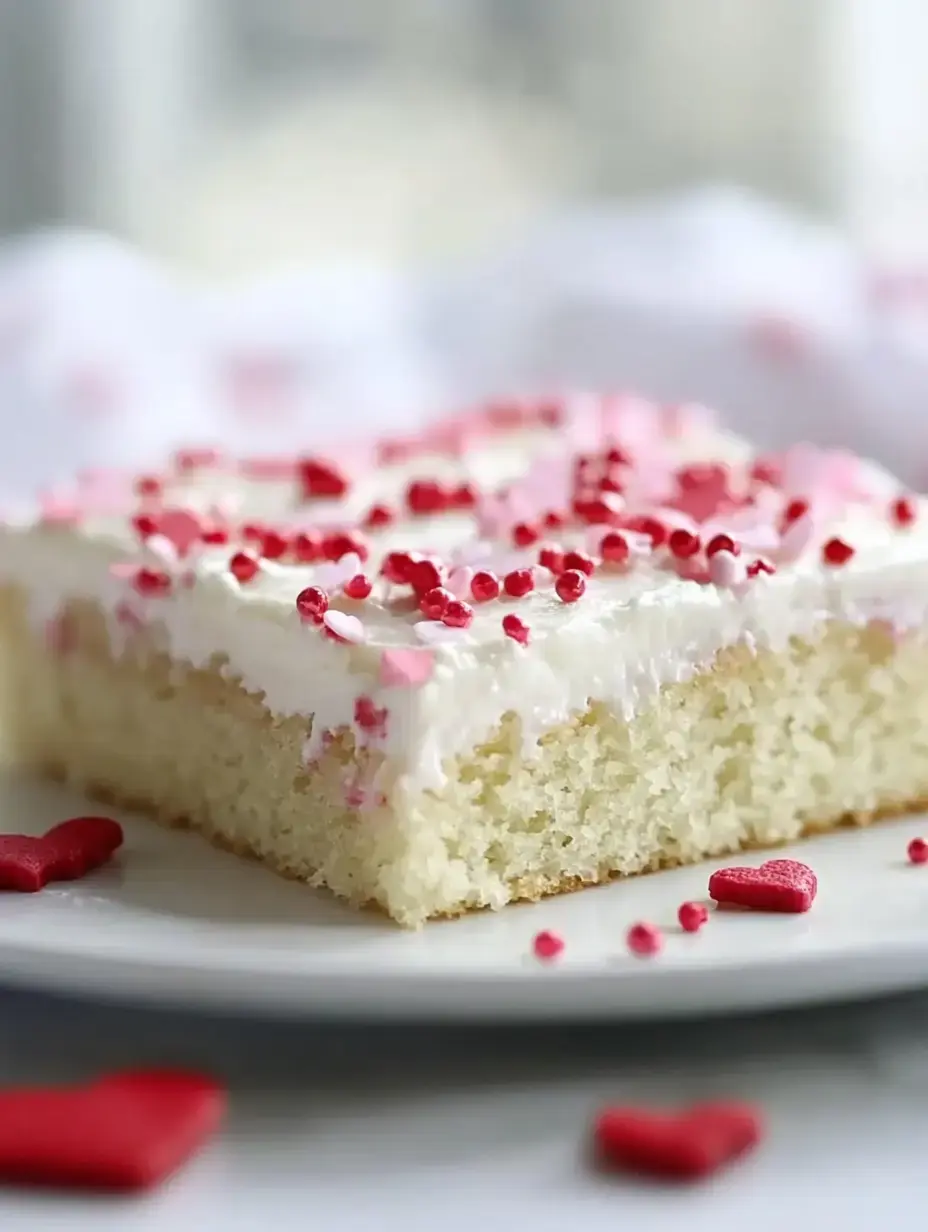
[1,772,927,1021]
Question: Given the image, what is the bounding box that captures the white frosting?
[2,402,927,801]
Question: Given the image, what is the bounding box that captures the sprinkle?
[532,930,565,961]
[442,599,474,628]
[626,922,663,957]
[379,648,435,688]
[623,515,667,548]
[892,496,917,528]
[407,559,443,595]
[599,531,630,564]
[298,457,349,500]
[292,531,323,563]
[502,613,530,645]
[450,482,477,509]
[342,574,373,601]
[382,551,414,585]
[420,586,453,620]
[561,550,595,576]
[678,902,709,933]
[447,565,474,598]
[157,509,204,557]
[132,567,171,598]
[782,497,810,526]
[512,521,540,548]
[201,526,229,546]
[406,479,449,516]
[555,569,586,604]
[295,586,328,623]
[363,503,394,529]
[907,837,928,865]
[593,1101,764,1180]
[706,533,739,557]
[543,510,566,529]
[354,696,388,735]
[131,513,158,540]
[322,531,369,563]
[822,536,854,567]
[503,568,535,598]
[135,475,163,499]
[471,570,501,602]
[709,858,817,912]
[538,545,566,575]
[228,552,260,584]
[746,558,776,578]
[668,528,700,559]
[708,549,745,588]
[323,610,366,644]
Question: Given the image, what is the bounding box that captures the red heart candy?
[594,1101,763,1181]
[0,816,124,892]
[0,1069,226,1192]
[708,857,817,913]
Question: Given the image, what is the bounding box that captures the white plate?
[1,772,927,1021]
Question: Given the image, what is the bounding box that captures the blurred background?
[1,0,928,491]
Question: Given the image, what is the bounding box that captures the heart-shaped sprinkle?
[322,610,366,644]
[379,647,435,688]
[447,565,474,599]
[709,858,817,913]
[413,620,467,645]
[0,1069,226,1191]
[594,1101,763,1181]
[0,817,124,892]
[157,508,203,556]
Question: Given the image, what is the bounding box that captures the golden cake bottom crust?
[3,585,928,926]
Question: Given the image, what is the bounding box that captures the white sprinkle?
[447,565,474,598]
[708,549,745,588]
[323,610,367,643]
[314,553,362,589]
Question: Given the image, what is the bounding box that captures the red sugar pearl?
[561,550,595,577]
[363,503,394,530]
[259,529,289,560]
[532,930,565,961]
[573,496,618,525]
[626,922,663,958]
[555,569,586,604]
[442,599,474,628]
[782,497,809,526]
[406,479,449,516]
[382,551,414,585]
[668,528,701,559]
[892,496,917,528]
[543,510,567,530]
[292,531,322,563]
[512,521,540,548]
[132,566,171,597]
[323,531,369,563]
[471,570,501,602]
[407,559,443,595]
[706,533,740,558]
[131,512,158,540]
[295,585,328,623]
[678,901,709,933]
[450,482,478,510]
[502,613,530,645]
[504,568,535,598]
[599,531,630,564]
[229,552,260,584]
[907,837,928,865]
[624,514,668,548]
[538,545,566,575]
[343,574,373,601]
[420,586,453,620]
[299,457,349,500]
[201,525,229,546]
[822,536,854,567]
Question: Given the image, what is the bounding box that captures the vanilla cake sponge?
[1,397,927,926]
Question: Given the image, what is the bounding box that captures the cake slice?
[1,396,927,927]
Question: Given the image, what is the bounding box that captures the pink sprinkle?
[777,512,815,562]
[323,610,367,644]
[447,565,474,599]
[379,647,435,688]
[677,901,709,933]
[708,549,745,589]
[626,922,663,958]
[157,508,203,556]
[532,930,565,961]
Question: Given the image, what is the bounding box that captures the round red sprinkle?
[502,613,530,645]
[323,531,369,563]
[295,585,328,623]
[240,522,266,543]
[599,531,630,564]
[363,503,394,529]
[626,922,663,957]
[624,515,667,548]
[382,551,414,585]
[450,482,478,509]
[668,528,700,559]
[532,930,564,961]
[504,568,535,598]
[512,521,540,548]
[442,599,474,628]
[343,574,373,600]
[299,457,349,500]
[573,496,618,525]
[907,837,928,865]
[555,569,586,604]
[543,510,567,530]
[407,559,443,595]
[259,529,289,560]
[131,513,158,540]
[229,552,260,583]
[471,570,501,602]
[132,567,171,597]
[892,496,917,528]
[561,550,595,577]
[822,536,854,567]
[538,545,566,575]
[678,901,709,933]
[782,497,809,526]
[406,479,449,516]
[420,586,453,619]
[292,531,322,563]
[706,533,739,557]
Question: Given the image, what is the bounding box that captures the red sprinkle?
[709,858,817,913]
[406,479,449,516]
[292,531,323,563]
[420,586,453,620]
[532,930,565,961]
[678,901,709,933]
[382,551,415,585]
[668,528,700,559]
[706,533,739,557]
[406,559,443,596]
[599,531,630,564]
[449,482,478,510]
[354,696,387,735]
[201,526,229,546]
[132,567,171,598]
[623,515,668,548]
[471,571,501,602]
[135,475,163,499]
[594,1101,764,1181]
[555,569,586,604]
[822,536,854,567]
[746,558,776,578]
[502,614,530,645]
[543,510,567,530]
[504,568,535,598]
[561,550,595,576]
[131,513,159,540]
[342,574,373,601]
[228,552,260,584]
[295,586,328,623]
[363,503,394,529]
[512,521,540,548]
[322,531,369,563]
[907,837,928,865]
[538,545,566,575]
[298,458,349,500]
[0,816,124,893]
[442,599,474,628]
[259,529,289,560]
[782,497,809,526]
[626,922,663,957]
[892,496,917,528]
